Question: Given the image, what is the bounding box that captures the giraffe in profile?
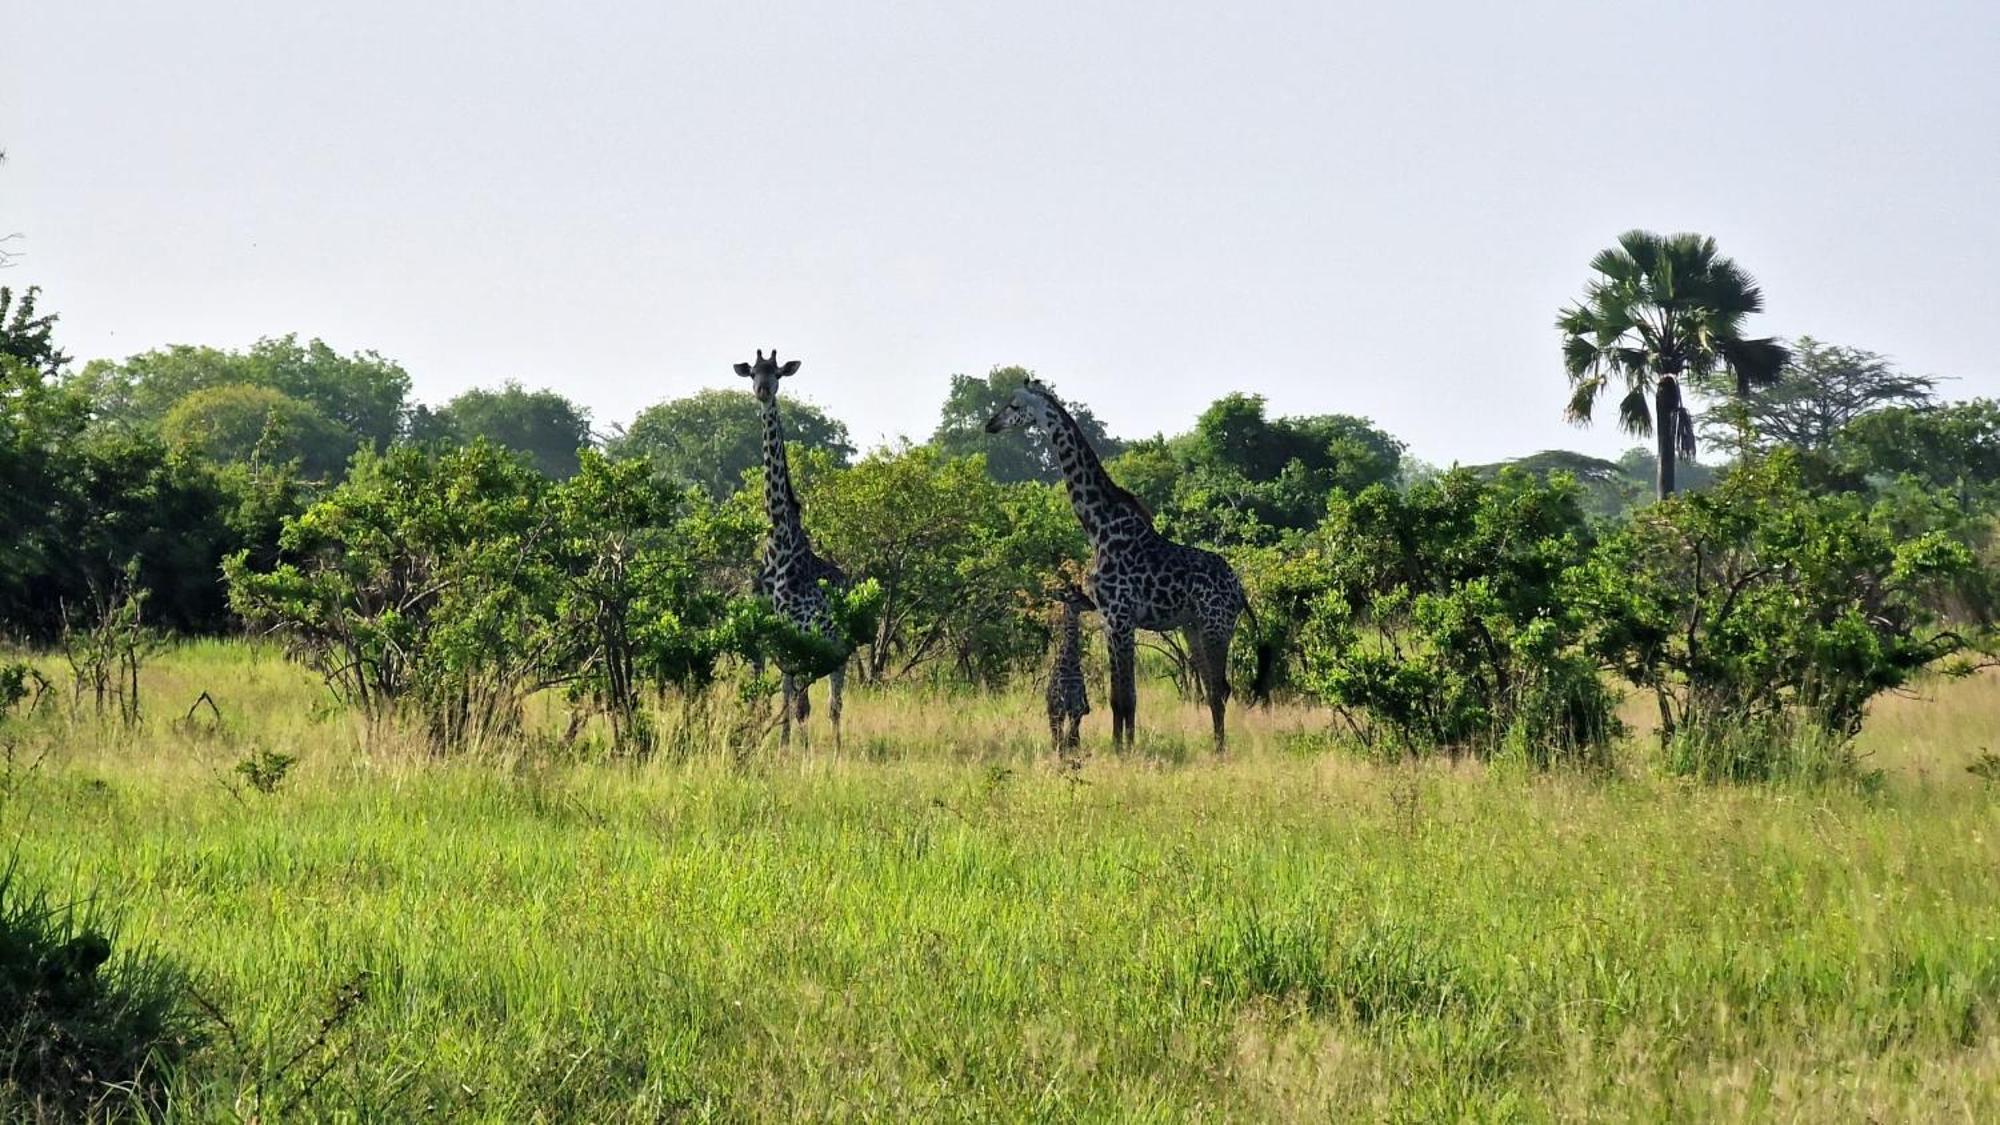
[987,377,1275,750]
[1044,581,1094,756]
[736,349,850,748]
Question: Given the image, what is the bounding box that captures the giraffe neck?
[1041,399,1150,547]
[759,395,808,562]
[1056,605,1084,663]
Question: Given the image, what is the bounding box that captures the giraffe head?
[1051,583,1095,612]
[733,349,801,404]
[1042,562,1096,611]
[983,376,1059,434]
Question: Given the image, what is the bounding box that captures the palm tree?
[1558,230,1789,498]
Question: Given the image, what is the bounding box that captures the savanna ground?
[7,641,2000,1121]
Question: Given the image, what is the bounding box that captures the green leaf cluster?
[1572,450,1980,780]
[1299,469,1619,763]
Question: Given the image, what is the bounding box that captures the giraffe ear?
[778,360,801,377]
[733,363,754,377]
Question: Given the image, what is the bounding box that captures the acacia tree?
[1559,231,1789,498]
[1698,337,1937,453]
[225,441,567,749]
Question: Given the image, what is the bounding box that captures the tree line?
[4,228,1998,776]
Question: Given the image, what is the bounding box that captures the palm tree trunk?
[1655,376,1680,499]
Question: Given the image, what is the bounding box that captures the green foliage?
[425,380,595,479]
[931,367,1124,484]
[2,293,282,637]
[1108,396,1402,546]
[610,388,853,500]
[227,445,765,754]
[799,445,1086,682]
[0,286,69,377]
[3,423,255,637]
[226,441,565,749]
[550,454,755,753]
[1300,469,1618,763]
[159,382,356,478]
[724,578,884,682]
[1222,536,1340,695]
[1572,451,1982,781]
[1474,450,1641,521]
[0,664,33,718]
[1,864,195,1119]
[1830,399,2000,501]
[232,747,298,794]
[76,334,412,452]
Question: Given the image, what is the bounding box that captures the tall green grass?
[6,641,1999,1119]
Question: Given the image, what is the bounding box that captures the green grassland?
[8,641,2000,1120]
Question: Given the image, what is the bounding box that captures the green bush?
[226,441,563,749]
[228,445,771,754]
[1300,469,1619,764]
[1572,450,1984,781]
[1,865,195,1119]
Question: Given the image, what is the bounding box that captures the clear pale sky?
[5,0,1996,464]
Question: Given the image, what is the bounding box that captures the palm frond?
[1589,244,1640,285]
[1675,406,1698,459]
[1616,230,1663,280]
[1720,336,1791,395]
[1561,334,1599,377]
[1565,375,1605,424]
[1680,254,1765,316]
[1617,387,1653,436]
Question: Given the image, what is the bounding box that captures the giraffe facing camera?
[737,348,851,749]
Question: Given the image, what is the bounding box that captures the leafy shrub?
[228,445,772,755]
[0,665,33,718]
[1300,469,1619,764]
[551,454,765,754]
[1,865,195,1119]
[1571,451,1984,781]
[233,748,297,794]
[226,441,563,750]
[799,445,1085,684]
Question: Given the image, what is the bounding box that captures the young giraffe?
[1044,583,1094,756]
[735,349,850,748]
[987,378,1275,750]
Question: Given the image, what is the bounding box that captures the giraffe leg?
[828,665,845,754]
[1180,627,1208,706]
[1065,714,1082,755]
[1201,628,1233,752]
[1106,621,1137,751]
[796,679,812,751]
[1182,628,1227,751]
[1049,711,1064,755]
